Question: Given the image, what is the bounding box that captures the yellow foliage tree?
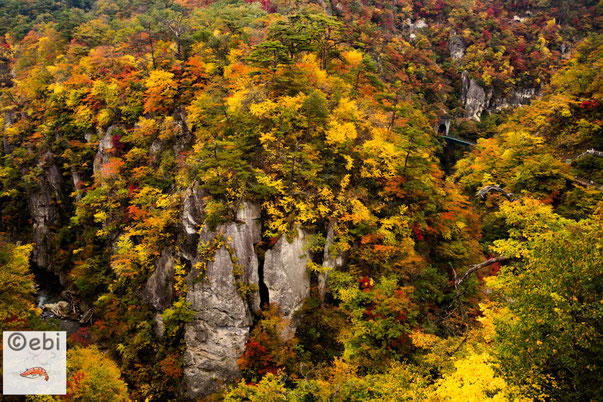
[66,345,129,401]
[144,69,177,114]
[0,235,35,326]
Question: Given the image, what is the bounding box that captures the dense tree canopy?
[0,0,601,399]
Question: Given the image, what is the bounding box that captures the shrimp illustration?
[20,367,49,381]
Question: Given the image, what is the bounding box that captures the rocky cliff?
[461,71,490,121]
[174,188,317,398]
[263,226,311,324]
[449,31,465,61]
[28,153,66,282]
[461,71,539,120]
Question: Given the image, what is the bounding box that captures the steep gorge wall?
[5,25,549,398]
[144,186,321,398]
[180,192,262,397]
[461,70,539,120]
[28,155,63,274]
[446,28,539,121]
[263,226,311,323]
[3,105,328,397]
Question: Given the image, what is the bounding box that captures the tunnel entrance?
[438,124,447,135]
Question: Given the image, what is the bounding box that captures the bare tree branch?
[477,185,514,201]
[455,256,510,287]
[447,256,510,354]
[449,263,469,354]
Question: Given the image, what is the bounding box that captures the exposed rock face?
[222,202,262,312]
[183,245,252,397]
[318,222,346,300]
[93,125,118,176]
[29,154,63,280]
[181,197,262,398]
[149,139,163,158]
[561,42,572,59]
[173,107,193,154]
[512,15,526,23]
[449,31,465,61]
[133,246,174,338]
[153,313,165,338]
[142,248,176,312]
[29,186,57,268]
[462,71,490,121]
[182,185,207,238]
[489,87,538,112]
[406,18,428,40]
[509,88,537,105]
[462,71,538,120]
[407,18,428,30]
[71,169,84,202]
[263,226,311,321]
[178,188,316,397]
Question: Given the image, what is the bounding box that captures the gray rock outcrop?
[318,222,346,300]
[462,71,490,121]
[407,18,428,30]
[178,189,317,398]
[406,18,429,41]
[93,125,119,177]
[461,71,538,120]
[183,245,252,397]
[142,248,176,312]
[263,226,311,321]
[509,87,537,105]
[138,247,174,338]
[512,15,526,23]
[181,185,206,238]
[449,31,465,61]
[489,87,538,112]
[561,42,572,59]
[71,169,84,202]
[222,202,262,312]
[181,199,261,398]
[29,153,64,280]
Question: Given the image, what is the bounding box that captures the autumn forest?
[0,0,601,400]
